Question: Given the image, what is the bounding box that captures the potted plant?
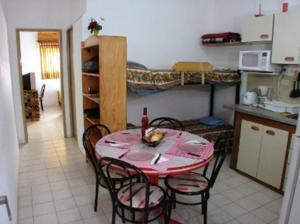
[88,17,103,35]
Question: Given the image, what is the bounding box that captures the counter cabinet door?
[256,126,289,189]
[237,120,263,177]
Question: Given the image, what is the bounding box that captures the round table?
[95,128,214,184]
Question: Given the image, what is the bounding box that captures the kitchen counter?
[225,104,297,126]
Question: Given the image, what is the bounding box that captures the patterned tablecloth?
[95,129,214,177]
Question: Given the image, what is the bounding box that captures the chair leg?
[170,191,176,209]
[94,180,99,212]
[203,201,207,224]
[112,206,116,224]
[121,208,125,223]
[203,194,208,224]
[201,194,205,214]
[164,200,171,224]
[40,98,44,111]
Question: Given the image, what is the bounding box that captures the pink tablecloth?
[96,129,214,173]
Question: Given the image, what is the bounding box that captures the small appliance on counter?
[239,50,278,73]
[243,91,257,105]
[257,85,273,104]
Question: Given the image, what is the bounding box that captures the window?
[39,42,60,79]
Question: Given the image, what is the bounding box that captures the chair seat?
[117,183,165,209]
[165,172,209,193]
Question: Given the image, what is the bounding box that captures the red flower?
[88,18,103,33]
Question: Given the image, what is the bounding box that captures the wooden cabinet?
[256,126,289,188]
[82,35,127,132]
[231,112,295,192]
[242,15,273,42]
[272,10,300,64]
[237,120,263,177]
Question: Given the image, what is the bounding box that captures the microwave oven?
[239,50,276,73]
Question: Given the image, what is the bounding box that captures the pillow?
[127,61,148,70]
[83,56,99,73]
[172,62,213,72]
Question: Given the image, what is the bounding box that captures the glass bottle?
[141,107,149,139]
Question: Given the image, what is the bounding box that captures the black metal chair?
[98,157,171,224]
[164,137,229,224]
[39,84,46,111]
[149,117,185,131]
[82,124,111,211]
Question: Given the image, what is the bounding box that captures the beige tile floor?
[18,108,282,224]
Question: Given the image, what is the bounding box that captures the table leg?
[149,175,159,185]
[148,175,183,224]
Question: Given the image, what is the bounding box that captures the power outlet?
[281,79,290,86]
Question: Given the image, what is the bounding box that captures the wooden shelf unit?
[82,35,127,131]
[202,41,245,47]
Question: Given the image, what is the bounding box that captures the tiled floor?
[18,109,282,224]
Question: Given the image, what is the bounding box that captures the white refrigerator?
[279,112,300,224]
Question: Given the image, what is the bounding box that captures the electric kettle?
[243,91,257,105]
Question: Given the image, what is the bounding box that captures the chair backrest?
[98,157,152,212]
[40,84,46,98]
[82,124,111,173]
[204,137,229,188]
[149,117,185,131]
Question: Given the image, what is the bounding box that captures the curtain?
[39,42,61,79]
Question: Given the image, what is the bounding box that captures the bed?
[127,61,240,94]
[126,62,238,149]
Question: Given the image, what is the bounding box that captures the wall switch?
[281,79,290,86]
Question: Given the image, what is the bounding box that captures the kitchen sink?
[258,100,300,114]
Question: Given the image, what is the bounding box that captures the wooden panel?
[82,75,99,94]
[237,120,263,177]
[272,10,300,64]
[82,35,99,48]
[242,15,273,42]
[99,36,127,132]
[38,32,59,42]
[172,62,213,72]
[257,126,289,188]
[83,97,98,110]
[82,46,99,64]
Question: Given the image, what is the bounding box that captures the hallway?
[18,107,111,224]
[26,106,64,142]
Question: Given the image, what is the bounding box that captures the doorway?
[17,30,67,142]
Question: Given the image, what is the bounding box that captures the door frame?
[67,27,77,141]
[16,28,67,143]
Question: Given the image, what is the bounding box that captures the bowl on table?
[142,130,166,147]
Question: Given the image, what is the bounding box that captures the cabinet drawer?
[256,126,289,188]
[237,120,263,176]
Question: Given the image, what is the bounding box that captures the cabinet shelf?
[84,117,99,125]
[82,72,99,78]
[202,41,245,47]
[83,93,99,104]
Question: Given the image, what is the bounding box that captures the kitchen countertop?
[224,104,298,126]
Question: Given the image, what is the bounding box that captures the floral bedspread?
[127,68,240,91]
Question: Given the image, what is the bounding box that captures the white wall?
[0,0,19,223]
[83,0,214,68]
[20,32,61,107]
[3,0,86,143]
[83,0,218,127]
